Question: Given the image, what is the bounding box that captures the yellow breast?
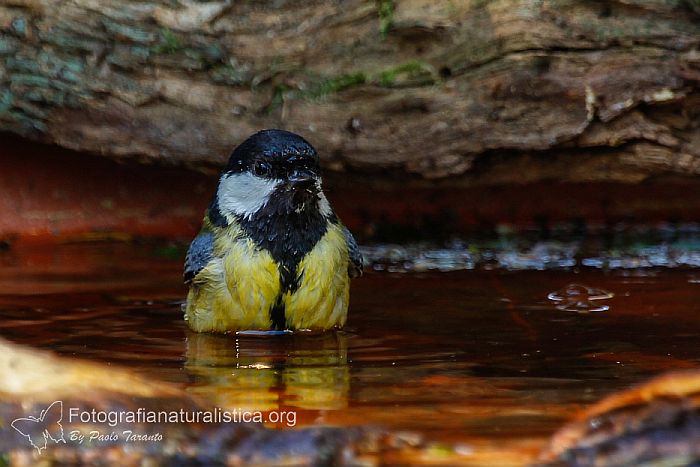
[283,223,350,330]
[185,222,350,333]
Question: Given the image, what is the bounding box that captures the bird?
[183,129,363,333]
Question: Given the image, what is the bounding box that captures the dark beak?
[288,170,316,189]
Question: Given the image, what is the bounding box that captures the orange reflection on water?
[1,242,700,464]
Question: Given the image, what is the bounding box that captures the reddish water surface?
[1,241,700,465]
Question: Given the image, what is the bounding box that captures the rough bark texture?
[1,0,700,186]
[539,370,700,466]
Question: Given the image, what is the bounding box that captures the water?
[1,240,700,464]
[547,283,613,313]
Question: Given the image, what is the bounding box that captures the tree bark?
[1,0,700,186]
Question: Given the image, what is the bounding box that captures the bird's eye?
[252,161,271,177]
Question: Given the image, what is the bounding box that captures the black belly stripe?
[270,298,286,331]
[236,188,336,330]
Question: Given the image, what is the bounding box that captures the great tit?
[183,129,363,333]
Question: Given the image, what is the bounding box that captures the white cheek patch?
[318,191,333,217]
[315,180,333,217]
[217,172,279,219]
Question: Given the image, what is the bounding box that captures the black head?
[225,129,320,185]
[211,129,332,226]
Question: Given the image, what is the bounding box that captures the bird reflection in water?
[184,331,349,416]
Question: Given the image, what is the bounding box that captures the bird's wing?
[184,231,215,284]
[343,226,363,278]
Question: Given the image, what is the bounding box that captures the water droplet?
[548,284,613,313]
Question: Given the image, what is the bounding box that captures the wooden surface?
[1,1,700,187]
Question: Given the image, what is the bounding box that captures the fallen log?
[1,1,699,188]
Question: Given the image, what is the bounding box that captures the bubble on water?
[547,284,614,301]
[547,284,614,314]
